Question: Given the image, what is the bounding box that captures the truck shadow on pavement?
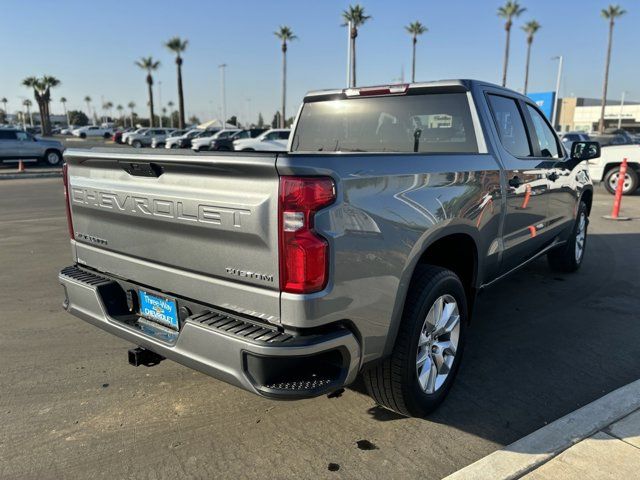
[357,232,640,445]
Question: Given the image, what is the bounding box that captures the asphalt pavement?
[1,178,639,479]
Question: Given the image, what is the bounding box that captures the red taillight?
[344,84,409,97]
[279,176,336,294]
[62,163,74,239]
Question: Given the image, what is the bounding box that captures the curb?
[0,171,62,180]
[444,378,640,480]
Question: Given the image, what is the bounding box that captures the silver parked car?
[128,128,176,148]
[0,128,65,165]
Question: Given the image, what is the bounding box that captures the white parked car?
[127,128,176,148]
[586,144,640,195]
[233,129,291,152]
[121,128,148,145]
[191,129,241,152]
[71,125,113,139]
[165,128,204,149]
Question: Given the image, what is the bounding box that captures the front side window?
[0,130,17,140]
[16,131,29,141]
[526,104,560,158]
[487,95,531,157]
[291,92,478,153]
[264,131,279,141]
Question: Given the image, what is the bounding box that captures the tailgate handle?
[119,161,163,177]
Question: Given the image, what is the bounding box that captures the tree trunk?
[281,45,287,128]
[598,20,614,133]
[130,112,134,128]
[147,77,155,128]
[523,38,532,94]
[177,58,185,129]
[351,33,357,87]
[411,37,417,83]
[502,23,511,87]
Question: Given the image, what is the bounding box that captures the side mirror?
[571,141,600,161]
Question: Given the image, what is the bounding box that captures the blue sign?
[527,91,556,120]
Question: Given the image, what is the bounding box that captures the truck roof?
[303,79,519,102]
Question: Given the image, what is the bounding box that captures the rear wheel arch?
[580,188,593,216]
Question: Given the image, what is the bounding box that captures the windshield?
[291,93,478,153]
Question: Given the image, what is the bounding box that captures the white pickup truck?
[72,125,114,139]
[586,144,640,195]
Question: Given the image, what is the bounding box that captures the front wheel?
[603,167,638,195]
[132,140,142,148]
[547,201,589,273]
[363,265,467,417]
[79,133,86,139]
[42,150,62,166]
[103,132,111,139]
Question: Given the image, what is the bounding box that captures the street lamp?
[618,91,627,130]
[218,64,227,128]
[551,55,563,130]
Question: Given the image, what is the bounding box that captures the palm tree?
[22,76,60,135]
[161,107,167,127]
[1,97,8,123]
[60,97,70,127]
[127,101,136,128]
[84,96,93,124]
[598,5,626,133]
[135,56,160,127]
[342,4,372,87]
[497,1,526,87]
[521,20,541,94]
[405,21,427,83]
[164,37,188,129]
[167,100,175,127]
[23,99,34,127]
[116,104,124,126]
[274,26,297,129]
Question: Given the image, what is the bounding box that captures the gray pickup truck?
[59,80,599,417]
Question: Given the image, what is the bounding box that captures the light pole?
[618,90,627,130]
[158,81,163,127]
[551,55,563,130]
[218,64,227,128]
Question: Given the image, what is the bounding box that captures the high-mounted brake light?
[62,163,74,239]
[279,176,336,294]
[344,84,409,97]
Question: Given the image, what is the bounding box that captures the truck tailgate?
[65,149,281,322]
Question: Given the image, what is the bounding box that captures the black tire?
[603,166,638,195]
[241,148,255,152]
[79,132,86,139]
[103,132,111,139]
[363,265,467,417]
[42,149,62,166]
[218,146,230,151]
[547,201,589,273]
[132,140,142,148]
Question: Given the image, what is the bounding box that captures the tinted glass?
[526,105,560,158]
[563,134,578,142]
[278,131,290,140]
[16,131,29,141]
[264,131,279,141]
[291,93,477,153]
[487,95,531,157]
[0,130,17,140]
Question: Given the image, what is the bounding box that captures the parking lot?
[1,178,639,479]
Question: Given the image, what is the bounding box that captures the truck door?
[0,130,21,159]
[484,92,550,273]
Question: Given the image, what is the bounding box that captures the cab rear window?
[290,93,478,153]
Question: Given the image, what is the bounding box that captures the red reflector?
[62,163,74,239]
[279,177,335,294]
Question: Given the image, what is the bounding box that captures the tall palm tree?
[598,5,626,133]
[164,37,188,129]
[22,75,60,135]
[128,101,136,128]
[60,97,70,127]
[116,104,124,126]
[23,99,34,127]
[521,20,541,94]
[342,4,372,87]
[497,1,526,87]
[167,100,175,127]
[405,21,427,83]
[84,96,93,124]
[274,26,297,128]
[1,97,8,117]
[135,57,160,127]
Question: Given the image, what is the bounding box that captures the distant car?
[560,132,591,152]
[152,129,186,148]
[72,125,113,139]
[167,129,218,149]
[60,126,76,135]
[586,144,640,195]
[589,133,634,147]
[122,128,150,145]
[233,129,290,152]
[211,128,268,151]
[0,128,65,165]
[191,129,241,152]
[113,128,135,144]
[127,128,176,148]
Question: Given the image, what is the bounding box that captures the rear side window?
[291,93,478,153]
[277,131,290,140]
[526,104,560,158]
[487,95,531,157]
[0,130,17,140]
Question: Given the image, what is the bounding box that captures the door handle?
[508,176,522,188]
[546,172,559,181]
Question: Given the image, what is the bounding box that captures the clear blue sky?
[1,0,636,123]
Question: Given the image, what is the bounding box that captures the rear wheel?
[132,140,142,148]
[603,167,638,195]
[547,201,588,273]
[79,132,86,139]
[103,132,111,139]
[363,265,467,417]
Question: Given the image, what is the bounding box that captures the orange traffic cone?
[17,160,25,173]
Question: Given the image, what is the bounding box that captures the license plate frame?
[138,290,179,330]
